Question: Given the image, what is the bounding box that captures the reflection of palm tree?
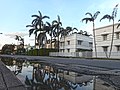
[82,11,100,58]
[100,4,118,58]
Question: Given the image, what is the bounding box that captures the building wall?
[94,23,120,58]
[59,33,93,53]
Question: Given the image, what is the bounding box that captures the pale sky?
[0,0,120,49]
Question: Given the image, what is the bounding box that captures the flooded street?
[1,58,120,90]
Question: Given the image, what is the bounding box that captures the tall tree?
[26,11,50,49]
[26,24,37,47]
[82,11,100,58]
[100,4,118,58]
[15,35,24,46]
[46,22,54,49]
[52,15,62,52]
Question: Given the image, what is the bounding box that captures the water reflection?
[1,58,120,90]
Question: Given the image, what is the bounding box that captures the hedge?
[27,48,57,56]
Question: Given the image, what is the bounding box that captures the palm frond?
[46,22,51,26]
[117,24,120,28]
[93,11,100,20]
[29,29,35,37]
[112,4,119,18]
[78,30,84,34]
[52,20,58,25]
[82,18,93,23]
[100,14,113,22]
[57,15,60,22]
[117,19,120,28]
[73,28,78,31]
[31,19,38,25]
[38,11,42,18]
[42,16,50,19]
[85,12,92,17]
[15,35,19,40]
[31,15,39,18]
[26,25,33,27]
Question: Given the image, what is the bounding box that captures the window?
[67,41,70,45]
[102,34,108,41]
[116,46,120,51]
[60,49,64,52]
[103,46,108,52]
[89,42,93,47]
[60,42,64,46]
[116,32,120,39]
[77,40,82,45]
[67,49,70,52]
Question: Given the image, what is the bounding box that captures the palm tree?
[82,11,100,58]
[26,24,38,47]
[31,11,50,30]
[15,35,24,54]
[15,35,20,41]
[100,4,118,58]
[52,15,62,52]
[15,35,24,45]
[46,22,54,49]
[27,11,50,49]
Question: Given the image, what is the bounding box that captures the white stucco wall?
[93,23,120,58]
[59,33,93,53]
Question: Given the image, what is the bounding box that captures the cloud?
[5,32,28,38]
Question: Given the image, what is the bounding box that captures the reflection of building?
[59,70,92,84]
[94,24,120,58]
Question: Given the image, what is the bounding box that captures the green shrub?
[27,48,57,56]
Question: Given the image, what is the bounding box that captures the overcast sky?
[0,0,120,49]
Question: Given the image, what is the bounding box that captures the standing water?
[1,58,119,90]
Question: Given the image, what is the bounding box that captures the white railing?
[49,51,92,58]
[93,52,120,59]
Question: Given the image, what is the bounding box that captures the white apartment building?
[59,33,93,52]
[48,33,93,57]
[94,23,120,58]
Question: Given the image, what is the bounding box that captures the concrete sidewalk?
[0,60,26,90]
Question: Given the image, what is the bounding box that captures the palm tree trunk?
[109,19,114,58]
[35,34,37,48]
[93,22,97,58]
[64,36,65,52]
[51,30,52,49]
[57,29,59,52]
